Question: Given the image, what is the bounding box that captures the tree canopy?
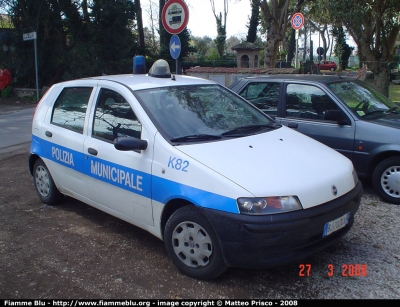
[0,0,399,95]
[328,0,400,93]
[1,0,139,86]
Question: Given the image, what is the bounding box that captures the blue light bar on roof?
[133,55,146,74]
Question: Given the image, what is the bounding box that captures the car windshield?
[135,84,278,143]
[328,80,399,119]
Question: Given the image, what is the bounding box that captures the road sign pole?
[318,33,321,74]
[169,35,181,74]
[162,0,189,73]
[291,13,304,69]
[23,32,39,102]
[34,37,39,102]
[295,30,299,68]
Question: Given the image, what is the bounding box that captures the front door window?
[285,84,340,121]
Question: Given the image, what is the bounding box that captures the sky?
[139,0,357,54]
[140,0,253,39]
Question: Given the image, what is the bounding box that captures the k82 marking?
[168,156,189,172]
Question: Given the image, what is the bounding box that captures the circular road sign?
[317,47,325,56]
[162,0,189,35]
[291,13,304,30]
[170,34,181,59]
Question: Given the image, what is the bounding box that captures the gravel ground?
[1,148,399,299]
[298,185,400,299]
[1,101,400,299]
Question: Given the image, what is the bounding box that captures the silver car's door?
[277,82,356,162]
[38,82,97,197]
[83,82,154,229]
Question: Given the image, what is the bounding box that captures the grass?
[389,83,400,102]
[363,76,400,103]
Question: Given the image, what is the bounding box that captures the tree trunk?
[81,0,89,22]
[159,0,168,57]
[287,28,296,65]
[374,69,388,96]
[356,25,399,95]
[255,0,305,68]
[337,1,400,95]
[365,57,389,95]
[210,0,228,58]
[263,21,282,68]
[246,0,259,43]
[321,31,328,61]
[135,0,146,56]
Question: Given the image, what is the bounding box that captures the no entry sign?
[162,0,189,35]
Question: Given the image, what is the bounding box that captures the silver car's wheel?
[372,157,400,204]
[171,221,212,267]
[164,206,227,279]
[35,164,51,197]
[33,159,62,205]
[380,166,400,197]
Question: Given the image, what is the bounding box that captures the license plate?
[323,212,350,237]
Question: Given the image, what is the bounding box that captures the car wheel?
[164,205,228,280]
[372,157,400,204]
[33,159,62,205]
[330,68,335,71]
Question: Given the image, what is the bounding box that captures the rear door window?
[51,87,93,133]
[238,82,280,116]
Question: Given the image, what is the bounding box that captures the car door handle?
[88,148,98,156]
[288,123,298,129]
[45,131,52,137]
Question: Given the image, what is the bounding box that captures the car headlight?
[237,196,303,215]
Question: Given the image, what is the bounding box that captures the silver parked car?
[28,60,362,280]
[229,74,400,204]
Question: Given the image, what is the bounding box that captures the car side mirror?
[324,110,350,125]
[114,136,148,151]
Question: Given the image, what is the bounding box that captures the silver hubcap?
[35,166,50,197]
[172,221,212,268]
[380,165,400,199]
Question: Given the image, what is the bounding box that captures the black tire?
[164,206,228,280]
[33,159,62,205]
[372,157,400,204]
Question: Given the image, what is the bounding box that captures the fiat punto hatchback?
[29,59,362,280]
[229,74,400,204]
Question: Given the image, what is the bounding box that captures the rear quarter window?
[51,87,93,133]
[238,82,280,116]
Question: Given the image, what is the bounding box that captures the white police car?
[29,58,362,280]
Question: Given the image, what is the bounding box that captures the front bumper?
[202,181,363,268]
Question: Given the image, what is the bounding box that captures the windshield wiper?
[385,107,399,114]
[170,134,222,142]
[221,123,281,137]
[363,110,386,118]
[364,107,399,118]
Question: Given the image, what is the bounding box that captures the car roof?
[76,73,215,91]
[234,74,353,85]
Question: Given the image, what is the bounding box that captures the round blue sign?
[169,35,181,59]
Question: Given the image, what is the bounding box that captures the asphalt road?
[1,108,400,299]
[0,107,34,155]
